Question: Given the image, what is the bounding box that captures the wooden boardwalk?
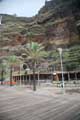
[0,86,80,120]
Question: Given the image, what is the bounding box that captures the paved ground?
[0,86,80,120]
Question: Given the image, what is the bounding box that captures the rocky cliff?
[0,0,80,57]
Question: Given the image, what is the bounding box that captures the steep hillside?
[0,0,80,57]
[37,0,80,46]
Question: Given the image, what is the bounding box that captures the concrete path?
[0,86,80,120]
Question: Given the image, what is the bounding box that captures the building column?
[29,74,31,85]
[68,72,70,81]
[75,72,77,80]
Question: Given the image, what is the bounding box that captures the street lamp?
[57,48,64,88]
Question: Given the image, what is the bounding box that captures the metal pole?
[60,53,64,88]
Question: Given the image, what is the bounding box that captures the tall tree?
[7,55,17,86]
[0,61,6,85]
[22,42,47,91]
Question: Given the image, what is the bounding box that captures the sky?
[0,0,46,17]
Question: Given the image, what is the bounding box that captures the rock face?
[0,0,80,57]
[37,0,80,47]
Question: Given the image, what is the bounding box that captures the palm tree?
[0,63,5,85]
[27,31,33,43]
[7,55,17,86]
[22,42,47,91]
